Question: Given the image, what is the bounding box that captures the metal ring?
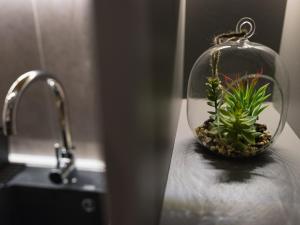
[236,17,256,39]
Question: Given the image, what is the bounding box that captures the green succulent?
[224,77,271,117]
[206,76,222,120]
[212,105,261,150]
[212,76,270,150]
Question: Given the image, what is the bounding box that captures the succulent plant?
[211,75,271,150]
[223,75,270,118]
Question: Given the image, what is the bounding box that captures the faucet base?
[49,166,77,184]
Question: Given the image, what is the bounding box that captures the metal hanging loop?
[236,17,256,39]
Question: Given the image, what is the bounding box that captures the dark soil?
[195,120,272,158]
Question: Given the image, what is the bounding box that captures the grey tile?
[0,0,55,155]
[32,0,102,159]
[0,0,102,161]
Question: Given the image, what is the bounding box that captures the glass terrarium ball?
[187,18,289,158]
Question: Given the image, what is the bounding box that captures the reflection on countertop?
[9,151,105,172]
[7,166,106,193]
[160,100,300,225]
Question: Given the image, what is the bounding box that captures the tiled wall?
[0,0,102,162]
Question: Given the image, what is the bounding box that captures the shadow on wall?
[280,0,300,137]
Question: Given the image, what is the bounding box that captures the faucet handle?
[51,142,76,184]
[54,143,62,169]
[54,142,74,156]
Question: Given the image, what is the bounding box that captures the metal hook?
[236,17,256,39]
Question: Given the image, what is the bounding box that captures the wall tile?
[0,0,102,161]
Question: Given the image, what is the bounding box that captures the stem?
[211,87,218,115]
[211,51,220,77]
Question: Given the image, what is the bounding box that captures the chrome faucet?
[2,70,76,184]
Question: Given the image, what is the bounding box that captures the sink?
[0,165,107,225]
[0,71,107,224]
[6,186,105,225]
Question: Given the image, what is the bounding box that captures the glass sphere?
[187,18,289,158]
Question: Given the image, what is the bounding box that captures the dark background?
[183,0,287,96]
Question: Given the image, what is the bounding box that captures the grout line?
[31,0,46,69]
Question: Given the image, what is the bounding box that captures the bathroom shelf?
[160,100,300,225]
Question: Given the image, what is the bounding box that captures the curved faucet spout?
[2,70,73,152]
